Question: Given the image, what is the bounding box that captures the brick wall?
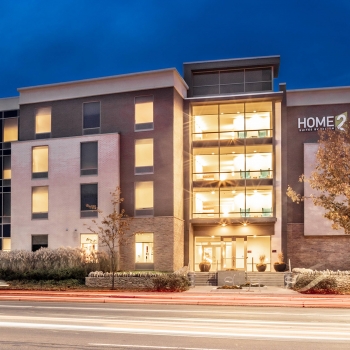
[119,217,184,272]
[287,223,350,271]
[11,133,120,250]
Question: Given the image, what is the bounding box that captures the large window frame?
[191,101,274,219]
[192,67,273,97]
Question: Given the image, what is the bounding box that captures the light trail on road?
[1,302,350,349]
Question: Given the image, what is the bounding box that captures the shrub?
[152,274,190,292]
[0,247,110,281]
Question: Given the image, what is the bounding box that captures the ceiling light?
[211,191,215,194]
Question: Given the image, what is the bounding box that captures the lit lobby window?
[135,96,153,131]
[32,186,49,219]
[135,233,154,263]
[2,238,11,251]
[32,146,48,179]
[81,233,98,253]
[3,118,18,142]
[135,139,153,174]
[135,181,153,216]
[35,107,51,138]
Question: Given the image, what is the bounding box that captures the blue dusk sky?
[0,0,349,98]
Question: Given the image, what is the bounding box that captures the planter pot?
[273,263,286,272]
[199,261,211,272]
[256,264,267,272]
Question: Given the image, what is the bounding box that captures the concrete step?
[190,272,217,286]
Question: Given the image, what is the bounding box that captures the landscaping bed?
[292,268,350,294]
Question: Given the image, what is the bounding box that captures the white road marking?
[1,304,350,318]
[0,321,350,342]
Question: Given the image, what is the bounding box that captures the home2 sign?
[298,112,348,132]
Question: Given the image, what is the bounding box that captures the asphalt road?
[1,301,350,349]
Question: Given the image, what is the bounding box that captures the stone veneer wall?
[86,276,154,289]
[287,223,350,271]
[119,217,184,272]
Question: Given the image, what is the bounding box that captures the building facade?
[1,56,350,271]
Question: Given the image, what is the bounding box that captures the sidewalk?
[1,285,350,308]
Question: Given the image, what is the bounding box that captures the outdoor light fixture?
[241,220,250,227]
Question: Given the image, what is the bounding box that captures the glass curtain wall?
[192,102,273,218]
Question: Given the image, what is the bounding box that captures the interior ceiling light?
[211,191,215,194]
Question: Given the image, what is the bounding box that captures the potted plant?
[274,252,287,272]
[256,254,267,272]
[199,259,211,272]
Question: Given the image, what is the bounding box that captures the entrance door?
[233,237,246,270]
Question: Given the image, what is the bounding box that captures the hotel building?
[0,55,349,272]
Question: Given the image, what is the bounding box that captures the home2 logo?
[298,112,348,132]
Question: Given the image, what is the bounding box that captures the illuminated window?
[81,234,98,253]
[135,96,153,131]
[83,102,100,131]
[3,156,11,180]
[35,107,51,137]
[135,139,153,174]
[135,181,153,216]
[81,184,98,217]
[32,146,48,178]
[32,235,48,252]
[135,233,153,263]
[2,238,11,251]
[32,186,48,219]
[3,118,18,142]
[81,142,98,175]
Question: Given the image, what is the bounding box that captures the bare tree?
[86,186,132,289]
[287,125,350,234]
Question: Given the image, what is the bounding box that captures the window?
[135,96,153,131]
[81,142,98,175]
[3,118,18,142]
[32,186,48,219]
[81,233,98,253]
[192,68,272,97]
[2,238,11,251]
[135,181,153,216]
[35,107,51,138]
[135,139,153,174]
[81,184,98,217]
[3,156,11,180]
[3,193,11,220]
[135,233,154,263]
[32,235,48,252]
[32,146,48,178]
[83,102,100,133]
